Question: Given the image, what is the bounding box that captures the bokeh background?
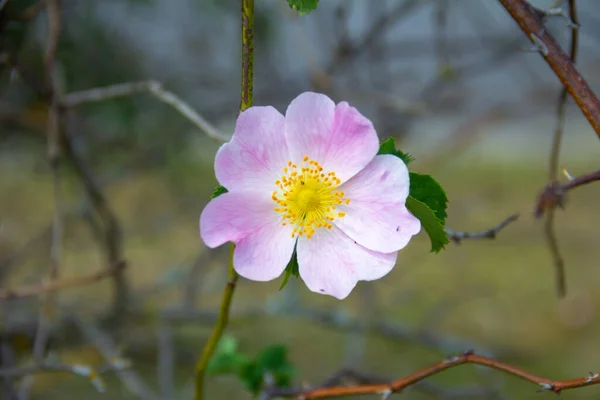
[1,0,600,398]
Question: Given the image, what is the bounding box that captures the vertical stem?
[240,0,254,113]
[193,246,239,400]
[193,2,254,398]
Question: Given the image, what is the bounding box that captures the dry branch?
[274,351,600,399]
[446,213,519,244]
[498,0,600,138]
[0,262,126,301]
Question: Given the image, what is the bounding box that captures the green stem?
[193,245,238,400]
[193,0,253,398]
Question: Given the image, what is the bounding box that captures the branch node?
[526,33,549,56]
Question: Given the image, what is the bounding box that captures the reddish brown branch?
[535,168,600,218]
[0,262,126,301]
[498,0,600,138]
[280,351,599,399]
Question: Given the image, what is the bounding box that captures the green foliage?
[210,185,228,199]
[208,337,295,396]
[378,137,414,165]
[240,345,295,395]
[287,0,319,15]
[206,336,249,375]
[409,173,448,222]
[406,196,449,253]
[377,137,448,252]
[279,249,299,290]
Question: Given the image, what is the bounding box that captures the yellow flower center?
[272,156,350,239]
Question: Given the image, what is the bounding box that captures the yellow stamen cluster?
[272,156,350,239]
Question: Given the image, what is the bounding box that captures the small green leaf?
[279,249,299,290]
[377,137,414,165]
[238,361,264,394]
[409,173,448,222]
[406,196,449,253]
[210,185,228,199]
[207,336,249,375]
[287,0,319,15]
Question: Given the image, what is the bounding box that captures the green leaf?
[210,185,228,199]
[377,137,414,165]
[287,0,319,15]
[406,196,449,253]
[238,361,264,394]
[279,249,299,290]
[207,336,249,375]
[409,173,448,222]
[238,345,295,394]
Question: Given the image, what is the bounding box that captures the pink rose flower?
[200,92,421,299]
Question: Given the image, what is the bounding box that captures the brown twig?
[445,213,520,244]
[274,351,599,399]
[263,368,503,400]
[19,2,63,397]
[536,168,600,218]
[538,0,580,298]
[498,0,600,138]
[0,262,126,301]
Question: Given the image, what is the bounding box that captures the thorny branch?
[446,213,520,244]
[498,0,600,138]
[262,368,503,400]
[271,351,600,399]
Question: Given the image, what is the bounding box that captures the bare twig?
[498,0,600,138]
[539,0,580,298]
[70,315,160,400]
[445,213,520,244]
[0,359,130,393]
[20,1,63,397]
[263,368,503,400]
[0,262,126,301]
[62,81,229,142]
[272,351,600,398]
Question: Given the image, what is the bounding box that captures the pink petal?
[334,155,421,253]
[215,106,289,195]
[296,226,397,299]
[233,218,296,281]
[284,92,379,183]
[200,191,277,248]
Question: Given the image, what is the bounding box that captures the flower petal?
[233,219,296,282]
[215,106,289,195]
[296,226,397,299]
[284,92,379,183]
[334,155,421,253]
[200,191,278,248]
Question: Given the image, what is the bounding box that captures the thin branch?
[498,0,600,138]
[61,128,129,323]
[0,262,126,301]
[193,245,239,400]
[274,351,600,399]
[445,213,520,244]
[540,0,580,298]
[263,368,502,400]
[62,80,229,142]
[20,1,63,398]
[192,0,253,397]
[0,360,130,393]
[69,315,160,400]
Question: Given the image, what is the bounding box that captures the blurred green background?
[1,0,600,399]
